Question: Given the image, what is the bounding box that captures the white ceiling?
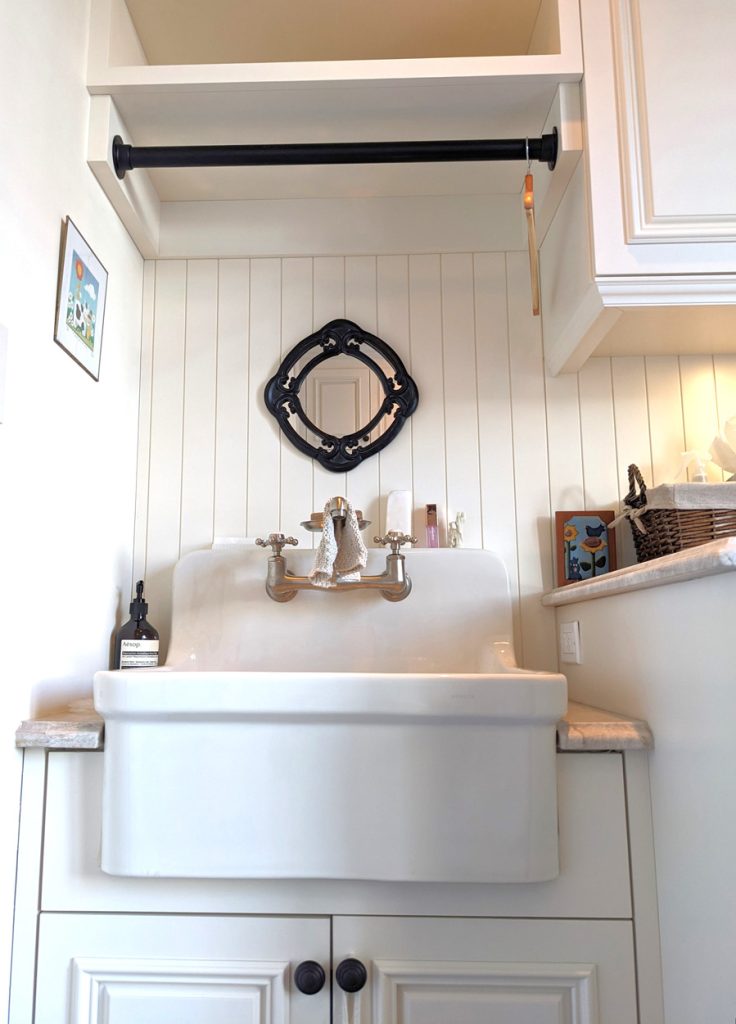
[125,0,548,65]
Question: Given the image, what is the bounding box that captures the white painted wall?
[136,251,736,672]
[555,575,736,1024]
[0,0,143,1013]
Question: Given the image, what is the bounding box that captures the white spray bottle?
[677,450,710,483]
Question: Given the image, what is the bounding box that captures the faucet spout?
[327,496,348,522]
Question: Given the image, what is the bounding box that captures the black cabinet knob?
[335,957,368,993]
[294,960,326,995]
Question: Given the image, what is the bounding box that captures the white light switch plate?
[559,621,582,664]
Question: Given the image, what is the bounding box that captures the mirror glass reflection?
[289,353,393,443]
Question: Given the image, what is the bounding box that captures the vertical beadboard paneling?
[713,355,736,478]
[376,255,413,536]
[441,254,482,549]
[280,258,315,541]
[133,261,156,585]
[474,253,520,651]
[313,256,345,324]
[506,252,556,670]
[145,260,187,651]
[545,375,584,512]
[344,256,376,329]
[610,357,652,567]
[180,261,218,556]
[611,357,652,492]
[247,259,282,537]
[214,260,250,538]
[543,323,584,591]
[645,356,685,485]
[313,257,347,507]
[140,249,729,669]
[679,356,720,481]
[474,253,514,543]
[578,358,619,509]
[344,256,381,539]
[544,368,584,589]
[713,356,736,428]
[408,255,446,546]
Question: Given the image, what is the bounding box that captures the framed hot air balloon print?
[54,217,108,381]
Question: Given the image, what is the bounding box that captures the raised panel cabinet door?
[333,917,638,1024]
[581,0,736,276]
[35,914,330,1024]
[612,0,736,244]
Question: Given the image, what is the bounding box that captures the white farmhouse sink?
[94,546,566,883]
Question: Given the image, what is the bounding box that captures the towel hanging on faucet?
[309,499,367,588]
[334,500,368,581]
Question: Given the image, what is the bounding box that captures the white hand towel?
[309,501,339,588]
[309,499,367,587]
[334,500,368,583]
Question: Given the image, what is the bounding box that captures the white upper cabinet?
[542,0,736,374]
[588,0,736,257]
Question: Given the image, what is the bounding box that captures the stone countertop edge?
[559,700,653,751]
[15,698,652,753]
[543,536,736,607]
[15,697,104,750]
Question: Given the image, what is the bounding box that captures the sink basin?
[94,546,566,883]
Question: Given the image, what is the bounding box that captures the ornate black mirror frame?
[264,318,419,472]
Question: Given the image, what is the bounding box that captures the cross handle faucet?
[255,534,299,557]
[373,531,417,555]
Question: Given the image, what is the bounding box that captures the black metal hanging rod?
[112,129,558,179]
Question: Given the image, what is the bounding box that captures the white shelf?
[543,537,736,607]
[85,0,583,256]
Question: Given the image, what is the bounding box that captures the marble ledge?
[559,701,653,751]
[15,698,104,751]
[15,697,652,753]
[543,536,736,607]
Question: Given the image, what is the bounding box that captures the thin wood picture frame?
[54,217,108,381]
[555,510,617,587]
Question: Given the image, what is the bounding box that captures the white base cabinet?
[34,914,638,1024]
[36,915,330,1024]
[12,750,661,1024]
[334,916,637,1024]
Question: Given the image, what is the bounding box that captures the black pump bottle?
[114,580,160,669]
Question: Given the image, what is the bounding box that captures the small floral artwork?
[555,511,616,587]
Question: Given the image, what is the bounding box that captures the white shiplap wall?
[135,252,736,670]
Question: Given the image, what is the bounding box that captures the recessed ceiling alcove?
[124,0,559,65]
[86,0,583,256]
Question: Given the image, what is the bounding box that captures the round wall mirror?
[264,319,418,472]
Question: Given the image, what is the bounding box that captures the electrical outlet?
[559,621,582,665]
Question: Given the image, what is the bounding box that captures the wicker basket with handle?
[623,464,736,562]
